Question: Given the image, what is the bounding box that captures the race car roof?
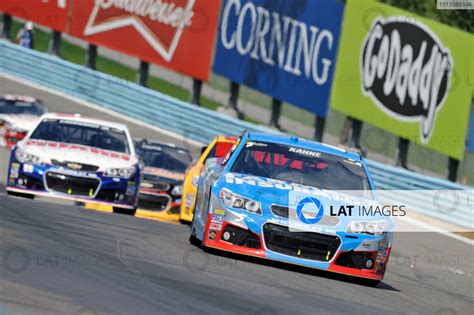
[1,95,40,103]
[40,113,129,132]
[246,132,362,161]
[136,138,190,152]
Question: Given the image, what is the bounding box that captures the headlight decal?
[171,185,183,196]
[15,149,45,166]
[219,188,262,215]
[347,220,388,236]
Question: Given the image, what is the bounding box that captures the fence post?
[190,79,202,105]
[447,158,459,182]
[349,118,363,149]
[85,44,97,70]
[2,14,12,40]
[396,138,410,169]
[137,61,149,87]
[49,30,62,56]
[227,81,243,119]
[269,98,282,130]
[314,116,325,142]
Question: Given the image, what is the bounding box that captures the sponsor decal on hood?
[22,140,135,167]
[361,17,453,143]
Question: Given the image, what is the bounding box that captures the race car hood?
[218,173,382,223]
[18,140,138,169]
[219,172,309,207]
[143,167,185,184]
[0,114,40,132]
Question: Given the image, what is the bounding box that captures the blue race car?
[190,132,393,283]
[6,113,142,215]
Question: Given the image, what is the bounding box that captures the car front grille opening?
[137,194,170,211]
[221,225,261,249]
[270,205,340,226]
[263,223,341,261]
[334,251,375,270]
[17,174,45,191]
[169,205,181,214]
[45,172,100,197]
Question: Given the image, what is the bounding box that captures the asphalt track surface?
[0,76,473,315]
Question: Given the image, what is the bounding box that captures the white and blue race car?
[6,113,142,214]
[190,132,393,284]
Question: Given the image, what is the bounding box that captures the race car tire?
[189,233,202,247]
[189,214,203,247]
[180,219,192,225]
[113,207,137,216]
[7,191,34,199]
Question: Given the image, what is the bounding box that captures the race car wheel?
[113,207,137,216]
[189,232,202,247]
[7,191,34,199]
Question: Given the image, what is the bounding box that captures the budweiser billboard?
[0,0,69,31]
[68,0,220,80]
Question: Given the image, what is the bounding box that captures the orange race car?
[179,136,238,223]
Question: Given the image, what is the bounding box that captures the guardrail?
[0,40,277,144]
[0,40,471,229]
[367,160,471,229]
[366,160,468,190]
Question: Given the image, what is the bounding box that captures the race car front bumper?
[202,207,391,281]
[7,162,138,210]
[135,188,182,222]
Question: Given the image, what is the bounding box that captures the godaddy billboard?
[331,0,473,160]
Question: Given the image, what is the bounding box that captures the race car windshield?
[30,119,130,154]
[0,99,45,115]
[138,144,192,173]
[231,142,371,191]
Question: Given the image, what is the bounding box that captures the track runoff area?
[0,75,472,314]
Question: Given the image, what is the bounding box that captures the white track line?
[1,72,472,245]
[0,73,205,148]
[401,216,473,245]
